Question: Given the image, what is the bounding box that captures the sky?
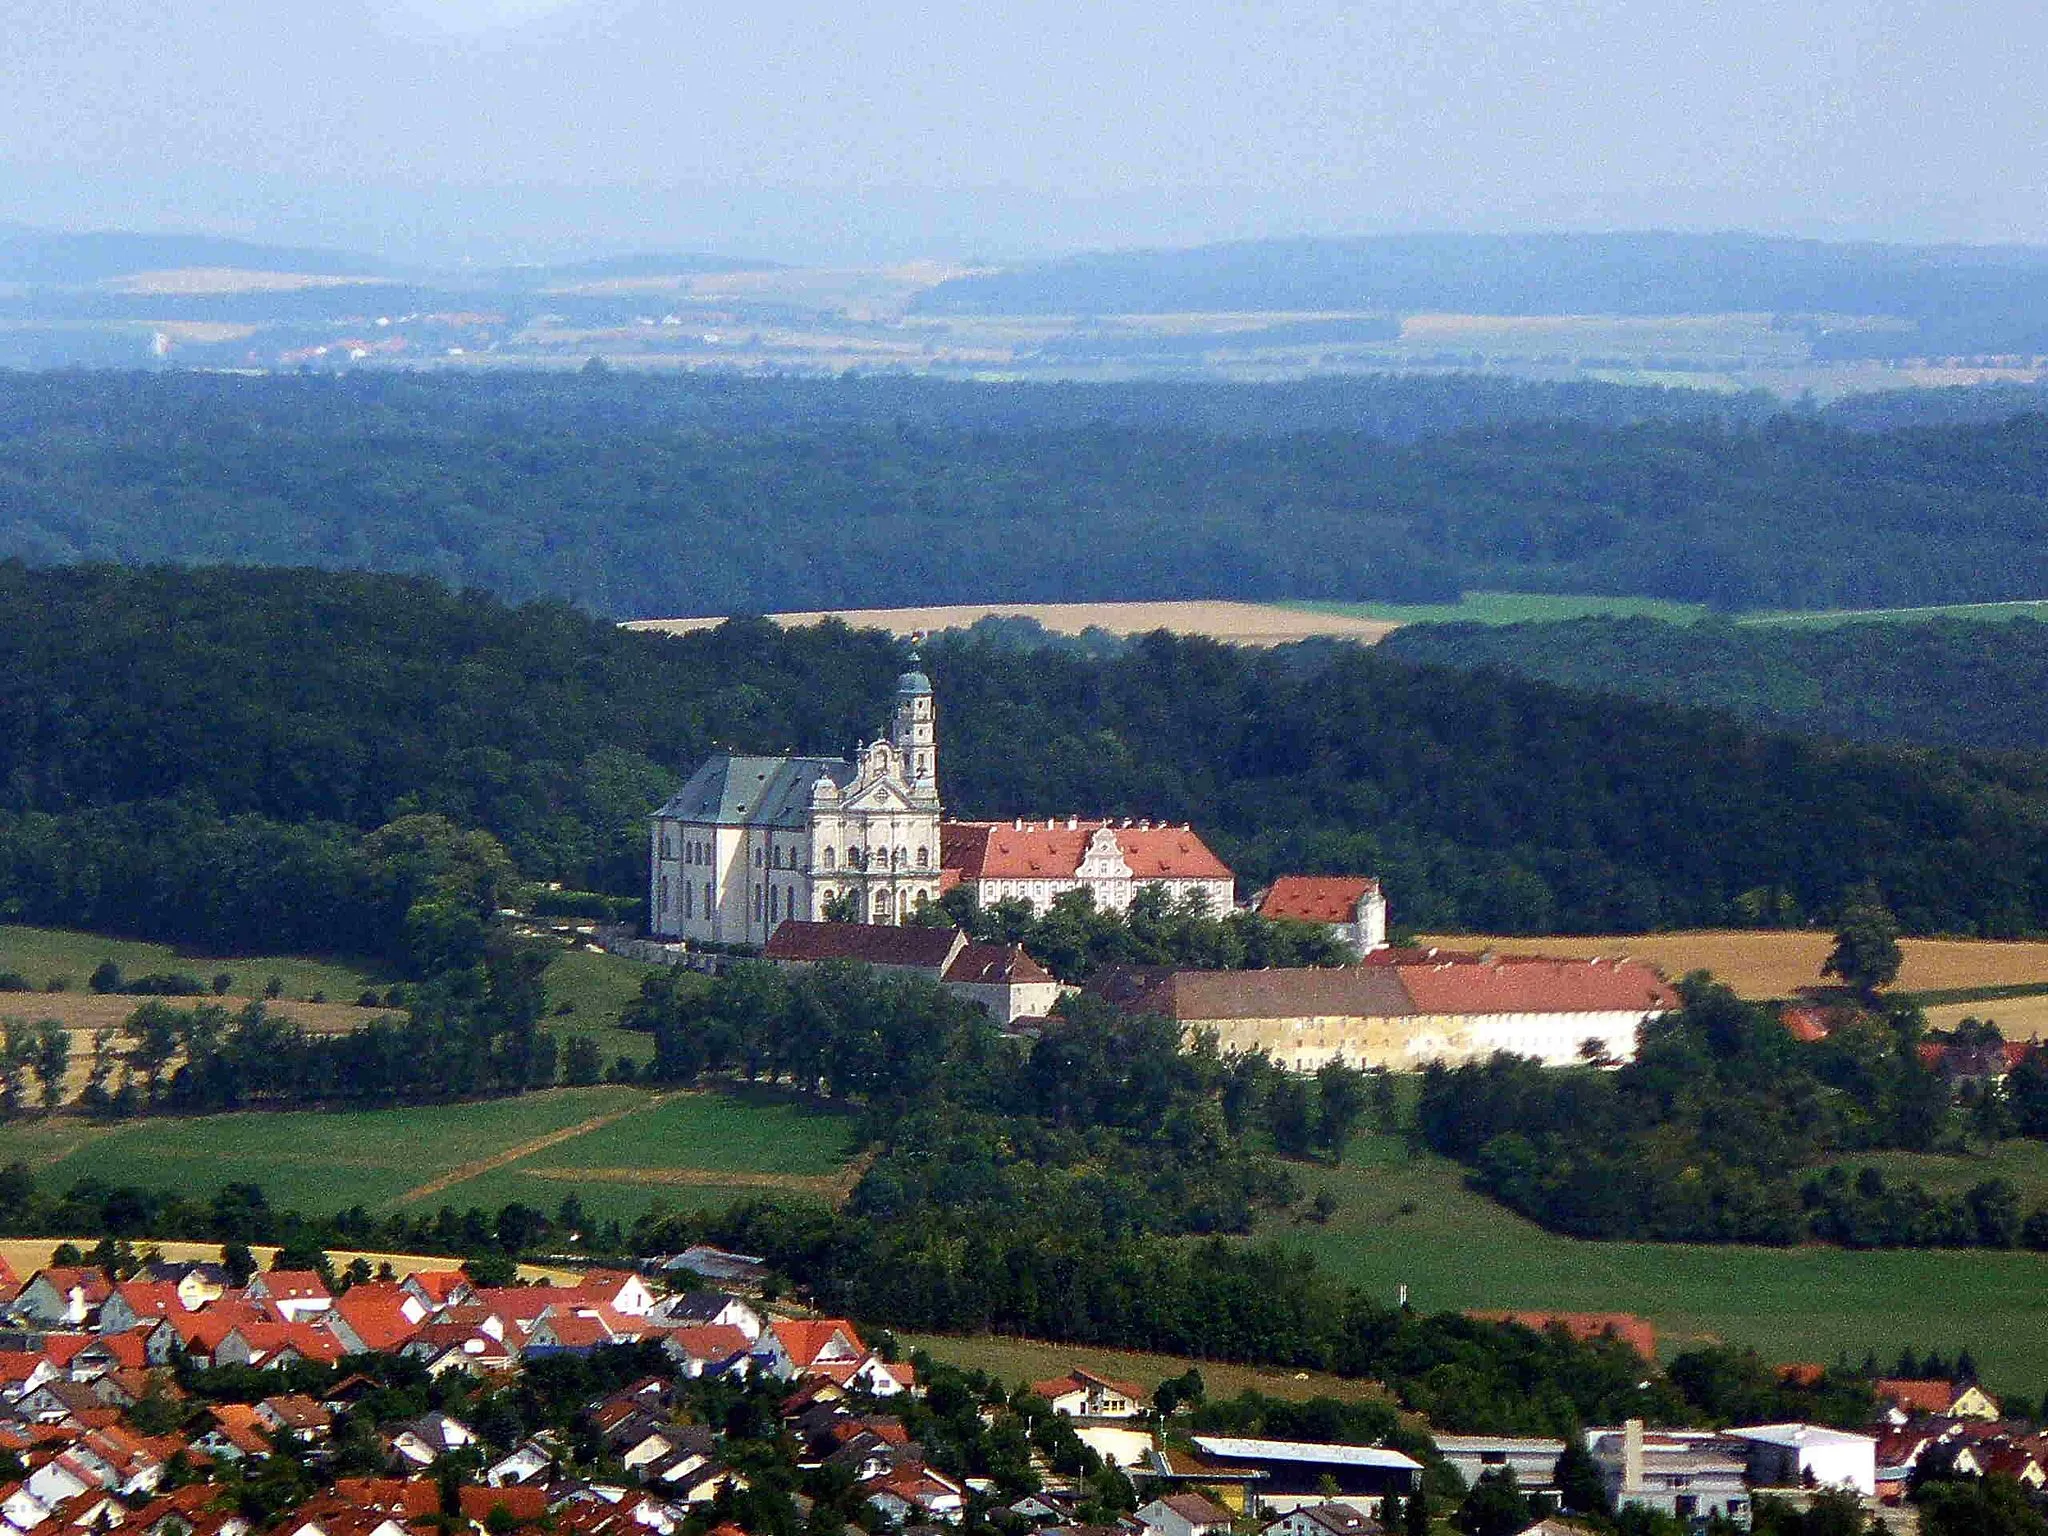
[2,0,2044,264]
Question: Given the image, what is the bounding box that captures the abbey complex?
[644,656,1673,1068]
[646,657,1235,947]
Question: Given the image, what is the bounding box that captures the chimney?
[1623,1419,1645,1495]
[1067,816,1077,830]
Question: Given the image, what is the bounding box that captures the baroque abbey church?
[647,657,1235,947]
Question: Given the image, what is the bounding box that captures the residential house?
[1874,1380,2001,1423]
[1262,1504,1383,1536]
[1134,1494,1236,1536]
[649,1293,763,1341]
[865,1466,967,1527]
[398,1272,472,1313]
[136,1263,230,1312]
[254,1397,332,1444]
[662,1326,754,1380]
[323,1286,424,1355]
[572,1273,658,1318]
[16,1271,114,1328]
[194,1405,271,1464]
[457,1487,548,1529]
[761,1319,866,1382]
[1030,1369,1146,1420]
[243,1273,332,1323]
[387,1412,476,1469]
[1182,1437,1421,1509]
[98,1284,185,1334]
[484,1441,557,1488]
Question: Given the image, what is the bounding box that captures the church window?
[704,882,713,912]
[659,875,670,911]
[824,847,836,870]
[770,886,779,921]
[754,848,763,867]
[754,888,763,918]
[916,846,929,868]
[684,882,693,919]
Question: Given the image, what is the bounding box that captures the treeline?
[19,373,2048,612]
[930,884,1352,980]
[1415,978,2048,1246]
[19,566,2048,947]
[1385,615,2048,752]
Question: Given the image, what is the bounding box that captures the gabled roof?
[943,943,1055,986]
[941,821,1231,882]
[1133,967,1413,1023]
[1397,957,1677,1016]
[666,1325,752,1363]
[248,1272,330,1302]
[402,1270,470,1305]
[458,1486,547,1525]
[326,1286,421,1353]
[771,1318,864,1368]
[106,1283,184,1323]
[1876,1379,1971,1415]
[1258,877,1380,924]
[764,922,963,969]
[29,1270,113,1304]
[655,754,852,830]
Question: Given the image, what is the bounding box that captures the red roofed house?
[1256,876,1389,955]
[244,1272,332,1322]
[1030,1367,1146,1419]
[18,1270,114,1327]
[459,1486,548,1527]
[1467,1310,1659,1361]
[940,819,1234,919]
[1875,1379,2001,1423]
[940,943,1063,1024]
[762,1319,866,1380]
[400,1271,472,1312]
[1130,955,1676,1071]
[323,1285,425,1355]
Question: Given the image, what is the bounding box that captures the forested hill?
[1382,616,2048,752]
[11,371,2048,615]
[8,564,2048,951]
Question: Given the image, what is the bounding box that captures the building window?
[659,875,670,911]
[704,882,713,913]
[916,846,929,868]
[754,888,763,918]
[873,890,893,921]
[684,882,693,919]
[823,847,836,870]
[754,848,763,867]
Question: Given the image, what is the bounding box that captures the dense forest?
[12,372,2048,613]
[9,564,2048,953]
[1384,616,2048,751]
[1415,978,2048,1247]
[915,232,2048,357]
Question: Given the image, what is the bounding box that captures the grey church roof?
[653,753,853,829]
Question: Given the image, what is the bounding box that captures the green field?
[1289,593,1711,626]
[1294,592,2048,632]
[541,947,683,1068]
[0,1085,857,1227]
[1270,1129,2048,1394]
[1739,599,2048,628]
[0,925,383,1002]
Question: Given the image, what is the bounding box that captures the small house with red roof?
[1030,1367,1147,1419]
[1256,876,1388,955]
[243,1272,332,1322]
[1875,1378,2001,1424]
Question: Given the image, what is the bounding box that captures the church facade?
[647,662,944,946]
[647,656,1239,946]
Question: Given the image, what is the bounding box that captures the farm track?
[392,1094,672,1205]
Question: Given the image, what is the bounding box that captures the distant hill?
[0,226,385,284]
[494,252,779,284]
[912,232,2048,355]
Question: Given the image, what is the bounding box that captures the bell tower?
[891,651,939,808]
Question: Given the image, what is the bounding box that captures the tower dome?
[896,649,932,696]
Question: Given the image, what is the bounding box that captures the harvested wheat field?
[0,1238,574,1284]
[1414,930,2048,1001]
[1925,995,2048,1040]
[625,601,1400,647]
[0,995,399,1103]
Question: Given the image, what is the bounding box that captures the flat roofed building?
[1184,1436,1421,1512]
[1720,1425,1876,1497]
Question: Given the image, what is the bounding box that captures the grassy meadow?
[0,924,383,1003]
[1266,1127,2048,1394]
[0,1084,858,1227]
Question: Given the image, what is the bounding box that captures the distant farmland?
[625,600,1401,646]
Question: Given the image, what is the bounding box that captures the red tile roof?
[1258,876,1380,924]
[1397,957,1677,1016]
[667,1325,753,1362]
[1878,1379,1967,1415]
[459,1486,546,1524]
[1468,1310,1658,1360]
[942,820,1232,882]
[772,1318,864,1369]
[328,1286,421,1353]
[404,1271,469,1304]
[943,943,1055,985]
[251,1271,330,1302]
[763,922,962,968]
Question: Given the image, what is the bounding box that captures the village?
[0,1238,2020,1536]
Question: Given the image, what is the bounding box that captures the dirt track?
[391,1095,669,1205]
[624,601,1398,647]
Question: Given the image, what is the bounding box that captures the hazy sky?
[2,0,2044,263]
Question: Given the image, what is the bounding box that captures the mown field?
[1414,929,2048,1005]
[899,1332,1399,1406]
[1268,1128,2048,1392]
[0,1085,858,1227]
[0,928,673,1102]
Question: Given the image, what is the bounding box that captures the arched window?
[659,875,670,911]
[684,882,693,919]
[824,847,836,870]
[873,890,893,921]
[704,882,713,913]
[914,889,929,910]
[770,886,780,921]
[753,888,762,918]
[916,846,929,868]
